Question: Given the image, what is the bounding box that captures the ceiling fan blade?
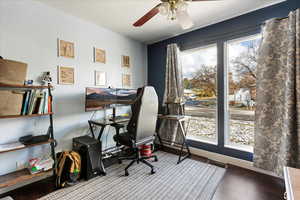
[133,4,161,27]
[176,10,194,30]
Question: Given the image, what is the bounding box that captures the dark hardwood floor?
[212,165,285,200]
[0,150,285,200]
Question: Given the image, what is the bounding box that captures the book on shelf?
[40,92,47,114]
[21,91,31,115]
[19,89,52,116]
[28,90,37,115]
[34,91,44,114]
[27,90,35,115]
[44,91,49,114]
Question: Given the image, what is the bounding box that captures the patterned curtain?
[158,43,185,144]
[254,9,300,176]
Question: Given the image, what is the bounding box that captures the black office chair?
[113,86,159,176]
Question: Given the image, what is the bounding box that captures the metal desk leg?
[184,118,192,156]
[97,125,106,141]
[155,132,164,151]
[177,119,191,164]
[154,118,165,152]
[185,118,191,137]
[99,157,106,176]
[88,121,96,139]
[93,124,107,175]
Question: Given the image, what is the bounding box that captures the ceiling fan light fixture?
[133,0,204,29]
[158,2,170,16]
[176,0,188,12]
[177,10,194,29]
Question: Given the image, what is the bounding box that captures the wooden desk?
[284,166,300,200]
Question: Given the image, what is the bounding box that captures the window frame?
[224,33,262,153]
[182,30,261,162]
[182,43,219,145]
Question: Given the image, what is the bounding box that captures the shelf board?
[0,139,55,154]
[0,83,53,89]
[0,169,53,189]
[0,112,53,119]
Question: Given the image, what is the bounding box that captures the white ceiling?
[37,0,285,44]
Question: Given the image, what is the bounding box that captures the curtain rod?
[269,7,299,22]
[261,16,289,26]
[275,16,289,20]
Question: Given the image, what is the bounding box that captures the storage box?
[0,59,27,85]
[0,91,24,116]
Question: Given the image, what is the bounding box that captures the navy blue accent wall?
[148,0,300,103]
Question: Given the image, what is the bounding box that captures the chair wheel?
[154,157,158,162]
[151,168,156,175]
[125,170,129,176]
[118,159,122,164]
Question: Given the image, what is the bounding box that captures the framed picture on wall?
[58,39,75,58]
[122,55,130,68]
[122,74,131,87]
[94,48,106,63]
[95,71,106,86]
[58,66,75,85]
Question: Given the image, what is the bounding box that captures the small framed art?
[122,74,131,87]
[95,71,106,86]
[58,39,75,58]
[58,66,75,85]
[122,55,130,68]
[94,48,106,63]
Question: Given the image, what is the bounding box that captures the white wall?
[0,0,147,175]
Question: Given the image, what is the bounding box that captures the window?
[180,33,262,161]
[181,44,218,144]
[225,34,262,152]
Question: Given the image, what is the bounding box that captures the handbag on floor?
[56,151,81,188]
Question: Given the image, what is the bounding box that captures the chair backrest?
[128,86,158,142]
[126,87,144,134]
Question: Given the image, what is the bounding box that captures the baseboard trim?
[162,144,279,178]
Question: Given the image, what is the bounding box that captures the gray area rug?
[40,151,226,200]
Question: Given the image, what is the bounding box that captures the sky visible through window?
[181,37,261,81]
[181,45,217,79]
[228,37,261,82]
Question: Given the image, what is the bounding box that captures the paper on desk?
[0,141,25,152]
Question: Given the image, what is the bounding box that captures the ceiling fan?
[133,0,221,30]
